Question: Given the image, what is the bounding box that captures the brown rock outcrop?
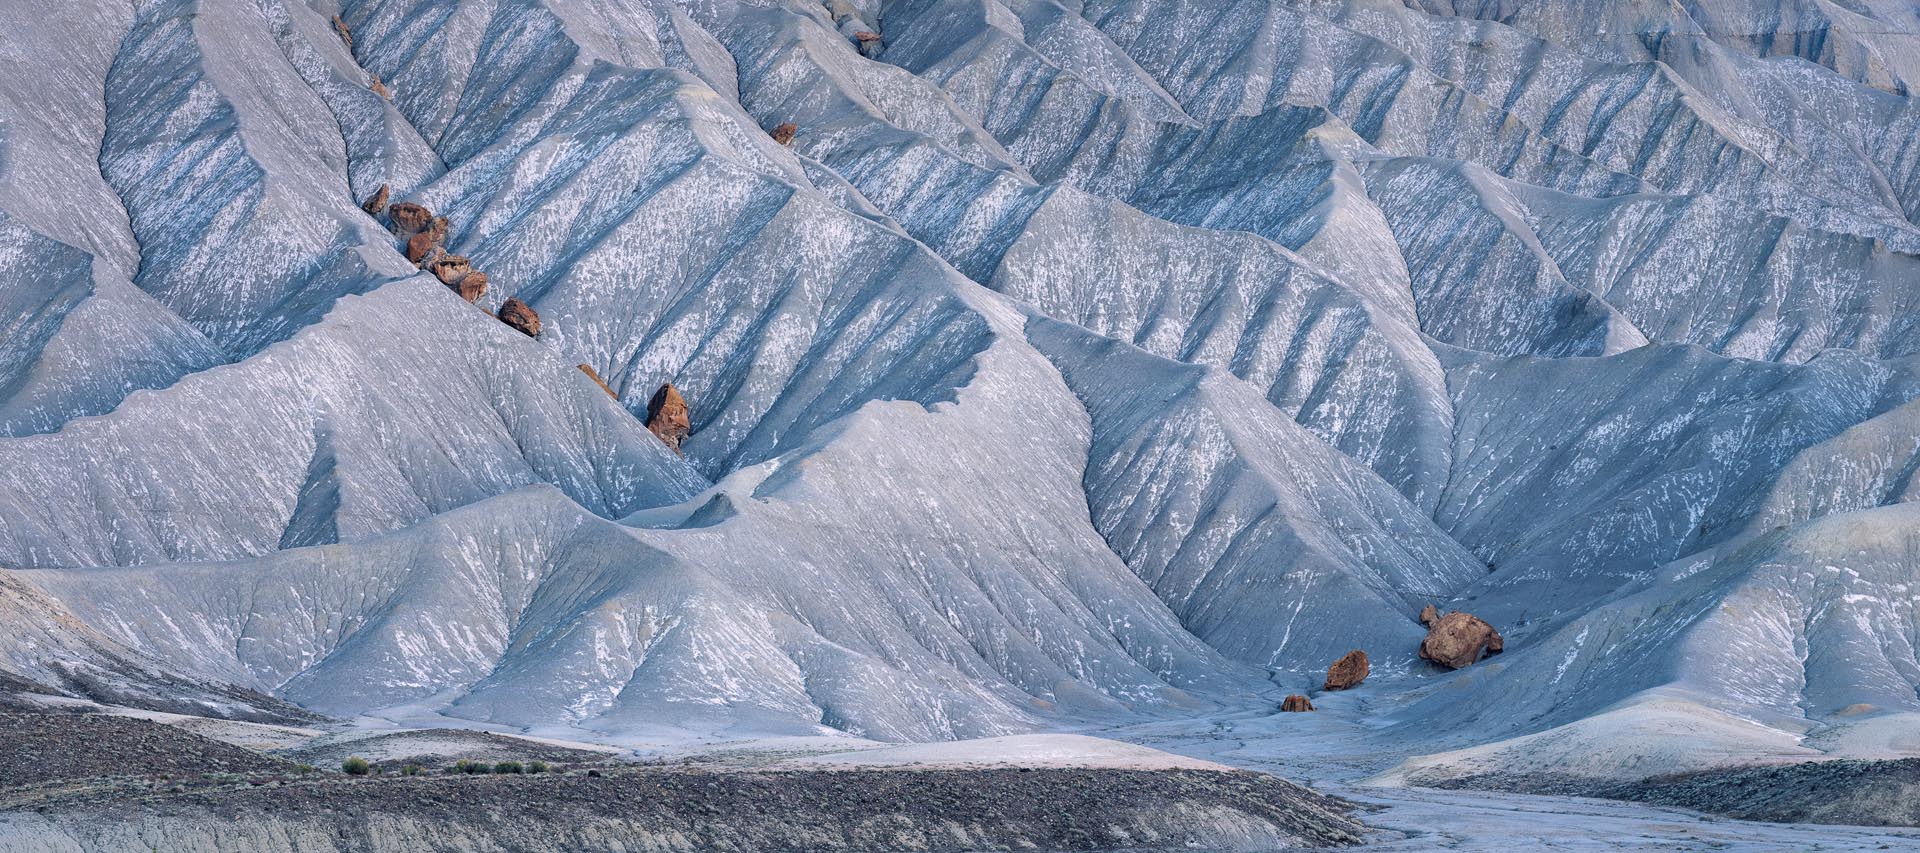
[853,30,882,57]
[1417,608,1504,670]
[388,202,432,235]
[406,231,440,264]
[1419,604,1439,627]
[370,75,389,99]
[646,384,691,454]
[497,298,541,338]
[769,122,798,146]
[360,184,389,215]
[429,255,472,286]
[427,215,450,244]
[332,15,352,49]
[1280,695,1314,712]
[1323,650,1369,691]
[578,364,618,400]
[453,270,487,303]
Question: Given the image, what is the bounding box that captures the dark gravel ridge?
[0,712,294,787]
[23,767,1364,850]
[1425,758,1920,827]
[0,710,1365,851]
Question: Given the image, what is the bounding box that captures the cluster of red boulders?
[363,187,538,338]
[1279,606,1504,714]
[362,189,692,455]
[1279,649,1366,714]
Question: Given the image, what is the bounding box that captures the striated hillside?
[3,0,1919,814]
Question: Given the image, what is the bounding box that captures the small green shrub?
[342,757,371,776]
[494,761,523,774]
[402,764,424,776]
[527,761,548,774]
[294,763,318,775]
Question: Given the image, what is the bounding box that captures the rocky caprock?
[1,0,1918,843]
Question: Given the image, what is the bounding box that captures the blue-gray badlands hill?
[4,0,1920,819]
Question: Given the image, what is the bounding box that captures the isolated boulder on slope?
[578,365,618,400]
[1324,650,1369,690]
[497,298,541,338]
[360,184,388,216]
[646,384,691,454]
[1418,607,1504,669]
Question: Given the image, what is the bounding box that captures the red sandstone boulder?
[429,255,472,286]
[452,271,487,303]
[646,384,691,454]
[769,122,797,146]
[427,215,450,244]
[1417,608,1504,670]
[406,231,439,264]
[578,364,618,400]
[1280,695,1314,712]
[497,298,541,338]
[388,202,432,235]
[360,184,388,216]
[1323,650,1369,691]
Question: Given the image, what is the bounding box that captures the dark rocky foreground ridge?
[1425,759,1920,828]
[0,712,1363,852]
[0,769,1364,852]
